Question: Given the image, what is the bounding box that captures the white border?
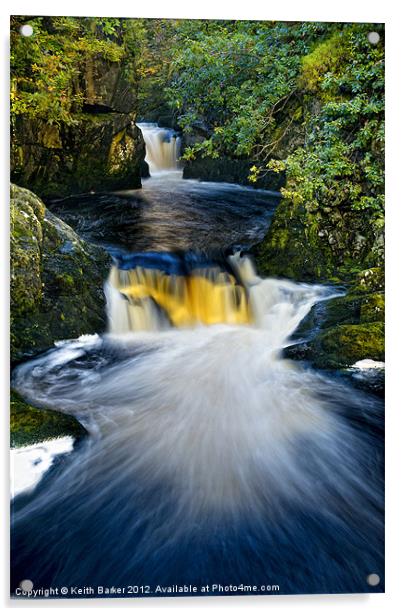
[1,1,400,614]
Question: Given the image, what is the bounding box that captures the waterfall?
[137,122,181,174]
[105,252,328,340]
[11,255,383,592]
[106,254,251,332]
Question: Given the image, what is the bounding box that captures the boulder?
[11,390,87,448]
[285,287,384,370]
[11,184,110,362]
[298,322,385,369]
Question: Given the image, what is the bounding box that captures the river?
[11,124,384,597]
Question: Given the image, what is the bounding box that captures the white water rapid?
[13,261,363,520]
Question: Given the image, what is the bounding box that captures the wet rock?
[11,114,145,199]
[11,184,110,362]
[306,322,384,369]
[82,58,136,114]
[10,390,87,448]
[284,290,384,370]
[346,365,385,397]
[253,184,385,372]
[183,156,284,191]
[254,198,384,283]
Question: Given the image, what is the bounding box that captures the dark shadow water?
[50,173,281,255]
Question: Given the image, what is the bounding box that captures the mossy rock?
[254,194,384,283]
[10,390,87,448]
[286,288,385,369]
[11,114,145,199]
[319,294,362,328]
[11,185,111,362]
[307,322,384,369]
[183,155,285,191]
[254,198,338,281]
[255,190,385,370]
[351,267,385,294]
[318,292,384,329]
[10,186,44,317]
[360,292,384,323]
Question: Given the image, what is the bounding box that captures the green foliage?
[167,21,328,157]
[134,19,179,119]
[279,24,384,216]
[11,17,385,219]
[165,21,384,216]
[10,17,141,125]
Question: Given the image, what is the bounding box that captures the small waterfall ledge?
[137,122,181,175]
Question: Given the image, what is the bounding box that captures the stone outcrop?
[11,58,145,199]
[11,390,87,448]
[252,189,384,371]
[183,156,284,191]
[11,184,110,362]
[254,198,384,283]
[284,267,385,371]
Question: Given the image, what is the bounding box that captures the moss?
[351,267,385,294]
[10,193,43,321]
[10,390,87,448]
[10,183,46,221]
[360,292,384,323]
[10,185,110,362]
[254,198,336,281]
[38,124,62,149]
[254,188,384,283]
[309,322,384,368]
[300,32,347,96]
[318,292,383,330]
[319,294,362,328]
[53,273,75,291]
[108,128,137,177]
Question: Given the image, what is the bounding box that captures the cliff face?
[11,56,145,199]
[254,196,384,283]
[10,184,110,362]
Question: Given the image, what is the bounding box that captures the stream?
[11,124,384,596]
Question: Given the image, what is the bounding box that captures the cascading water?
[106,253,253,332]
[137,122,181,175]
[10,126,384,596]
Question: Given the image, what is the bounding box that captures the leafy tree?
[10,16,143,125]
[273,25,384,218]
[166,21,384,215]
